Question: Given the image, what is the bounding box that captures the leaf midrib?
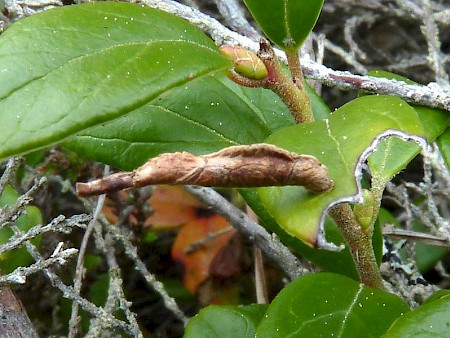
[0,39,218,102]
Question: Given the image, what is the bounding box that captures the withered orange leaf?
[145,185,204,230]
[171,214,236,294]
[102,190,138,225]
[209,235,241,278]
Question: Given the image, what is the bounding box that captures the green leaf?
[0,185,43,273]
[90,273,110,307]
[184,304,268,338]
[0,2,230,160]
[368,72,450,142]
[258,95,425,246]
[368,138,422,186]
[423,290,450,305]
[353,189,376,230]
[367,71,450,185]
[413,219,448,274]
[437,128,450,170]
[377,208,447,274]
[63,74,295,170]
[383,294,450,338]
[243,0,324,50]
[256,273,410,337]
[306,83,331,120]
[242,188,383,280]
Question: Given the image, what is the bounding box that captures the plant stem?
[286,48,305,90]
[285,48,312,120]
[329,204,384,289]
[257,40,314,123]
[227,40,384,289]
[281,46,383,289]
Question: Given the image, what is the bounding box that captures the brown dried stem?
[76,144,333,197]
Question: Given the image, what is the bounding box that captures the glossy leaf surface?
[256,273,410,337]
[383,294,450,337]
[64,74,296,170]
[437,128,450,170]
[243,0,324,49]
[258,95,424,246]
[0,2,230,160]
[241,188,383,280]
[413,219,448,274]
[185,304,268,338]
[367,71,450,185]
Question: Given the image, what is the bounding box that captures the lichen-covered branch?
[69,166,109,338]
[211,0,259,40]
[184,185,308,280]
[139,0,450,112]
[0,172,137,335]
[0,247,78,285]
[0,214,89,255]
[107,221,189,325]
[0,157,23,196]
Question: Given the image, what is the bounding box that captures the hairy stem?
[286,49,305,90]
[281,46,383,288]
[258,40,314,123]
[329,204,384,289]
[285,48,313,121]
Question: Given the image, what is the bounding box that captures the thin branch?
[185,226,235,253]
[108,267,143,335]
[302,64,450,110]
[212,0,259,40]
[246,205,268,304]
[4,0,62,20]
[106,221,189,325]
[310,32,367,75]
[0,157,23,196]
[139,0,450,111]
[383,227,450,248]
[184,185,308,280]
[0,214,89,255]
[0,177,46,226]
[83,209,142,337]
[254,246,268,304]
[0,247,78,285]
[69,166,109,338]
[419,0,449,86]
[343,16,372,61]
[2,178,136,335]
[13,228,135,333]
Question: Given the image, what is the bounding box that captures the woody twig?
[76,144,333,197]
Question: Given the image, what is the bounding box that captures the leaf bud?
[354,189,375,230]
[220,45,268,80]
